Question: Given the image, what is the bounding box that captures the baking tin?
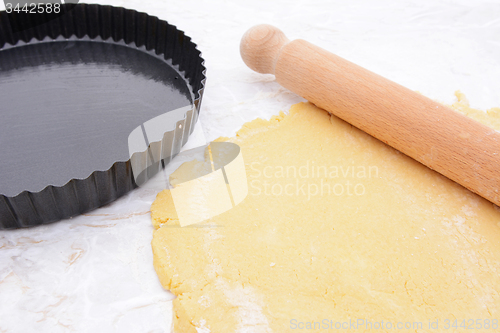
[0,4,206,229]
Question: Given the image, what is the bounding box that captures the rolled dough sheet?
[151,92,500,332]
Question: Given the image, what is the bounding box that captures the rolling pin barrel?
[240,24,500,207]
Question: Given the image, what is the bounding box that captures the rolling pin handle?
[240,24,290,75]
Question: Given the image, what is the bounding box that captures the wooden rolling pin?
[240,24,500,207]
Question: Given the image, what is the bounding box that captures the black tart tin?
[0,4,206,229]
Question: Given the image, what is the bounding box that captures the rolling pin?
[240,24,500,207]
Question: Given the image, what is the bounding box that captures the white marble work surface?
[1,0,500,332]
